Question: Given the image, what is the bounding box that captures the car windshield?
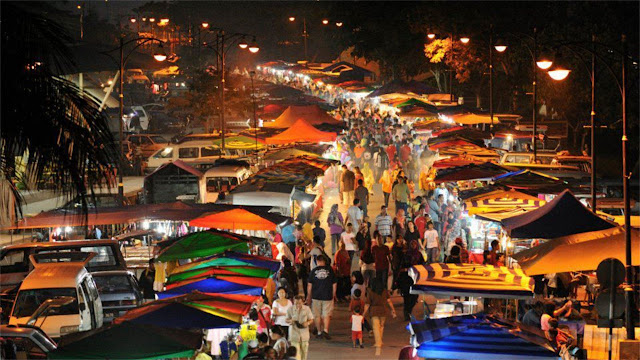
[93,275,132,294]
[151,136,168,143]
[13,288,78,318]
[35,246,118,270]
[206,176,238,193]
[153,147,174,159]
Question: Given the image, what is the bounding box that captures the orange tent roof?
[265,119,337,144]
[264,104,342,128]
[189,208,283,231]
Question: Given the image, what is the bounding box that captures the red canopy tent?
[264,104,342,128]
[265,119,337,144]
[189,208,288,231]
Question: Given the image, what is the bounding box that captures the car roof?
[20,263,89,290]
[90,270,134,277]
[2,240,119,252]
[203,165,249,177]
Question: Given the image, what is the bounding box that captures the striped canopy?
[465,189,546,215]
[409,263,534,299]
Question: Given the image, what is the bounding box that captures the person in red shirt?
[334,240,352,301]
[371,231,391,289]
[400,141,412,164]
[254,294,272,334]
[385,143,396,164]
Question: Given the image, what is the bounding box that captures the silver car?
[91,270,142,323]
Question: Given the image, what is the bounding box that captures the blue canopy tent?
[158,277,264,299]
[223,251,282,273]
[409,315,560,360]
[501,189,616,239]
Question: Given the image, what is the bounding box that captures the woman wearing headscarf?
[392,209,406,240]
[361,162,375,191]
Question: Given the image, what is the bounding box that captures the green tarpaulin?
[168,264,273,283]
[157,230,250,262]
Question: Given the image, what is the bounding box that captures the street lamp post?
[547,34,637,340]
[201,28,259,152]
[249,70,258,154]
[106,36,166,203]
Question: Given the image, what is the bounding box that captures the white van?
[145,140,247,174]
[9,252,103,340]
[199,165,253,203]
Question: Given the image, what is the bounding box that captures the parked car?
[91,270,142,323]
[145,140,248,174]
[0,240,127,292]
[199,165,253,203]
[9,252,104,340]
[126,134,169,158]
[0,324,57,359]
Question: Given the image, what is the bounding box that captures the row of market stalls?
[51,229,282,359]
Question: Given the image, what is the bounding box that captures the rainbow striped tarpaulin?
[409,263,534,299]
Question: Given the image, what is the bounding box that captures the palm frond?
[1,2,118,227]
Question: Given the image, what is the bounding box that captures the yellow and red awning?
[409,263,534,299]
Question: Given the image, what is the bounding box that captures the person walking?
[272,287,293,337]
[363,277,396,356]
[346,199,364,234]
[333,241,351,302]
[398,240,423,320]
[354,179,370,218]
[312,221,326,248]
[327,204,344,255]
[373,205,393,239]
[392,176,411,213]
[379,170,393,208]
[371,232,391,289]
[340,223,357,261]
[340,165,356,206]
[306,255,337,340]
[422,222,440,263]
[286,295,314,360]
[359,234,376,287]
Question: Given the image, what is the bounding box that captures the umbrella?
[115,291,257,329]
[265,119,337,144]
[189,208,289,231]
[156,230,250,262]
[409,263,534,299]
[158,276,266,299]
[511,226,640,275]
[49,322,201,359]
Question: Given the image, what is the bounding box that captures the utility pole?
[532,27,538,163]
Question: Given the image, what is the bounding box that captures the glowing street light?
[202,22,209,28]
[427,33,436,39]
[322,19,329,25]
[130,17,137,23]
[335,22,343,27]
[460,37,470,44]
[248,38,260,53]
[149,17,155,23]
[153,44,167,62]
[289,16,296,22]
[238,37,248,49]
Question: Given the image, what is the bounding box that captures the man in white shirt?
[340,223,357,260]
[423,222,440,263]
[346,199,363,233]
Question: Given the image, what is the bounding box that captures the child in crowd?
[254,295,272,334]
[351,306,365,348]
[271,325,289,360]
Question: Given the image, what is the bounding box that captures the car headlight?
[60,325,79,335]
